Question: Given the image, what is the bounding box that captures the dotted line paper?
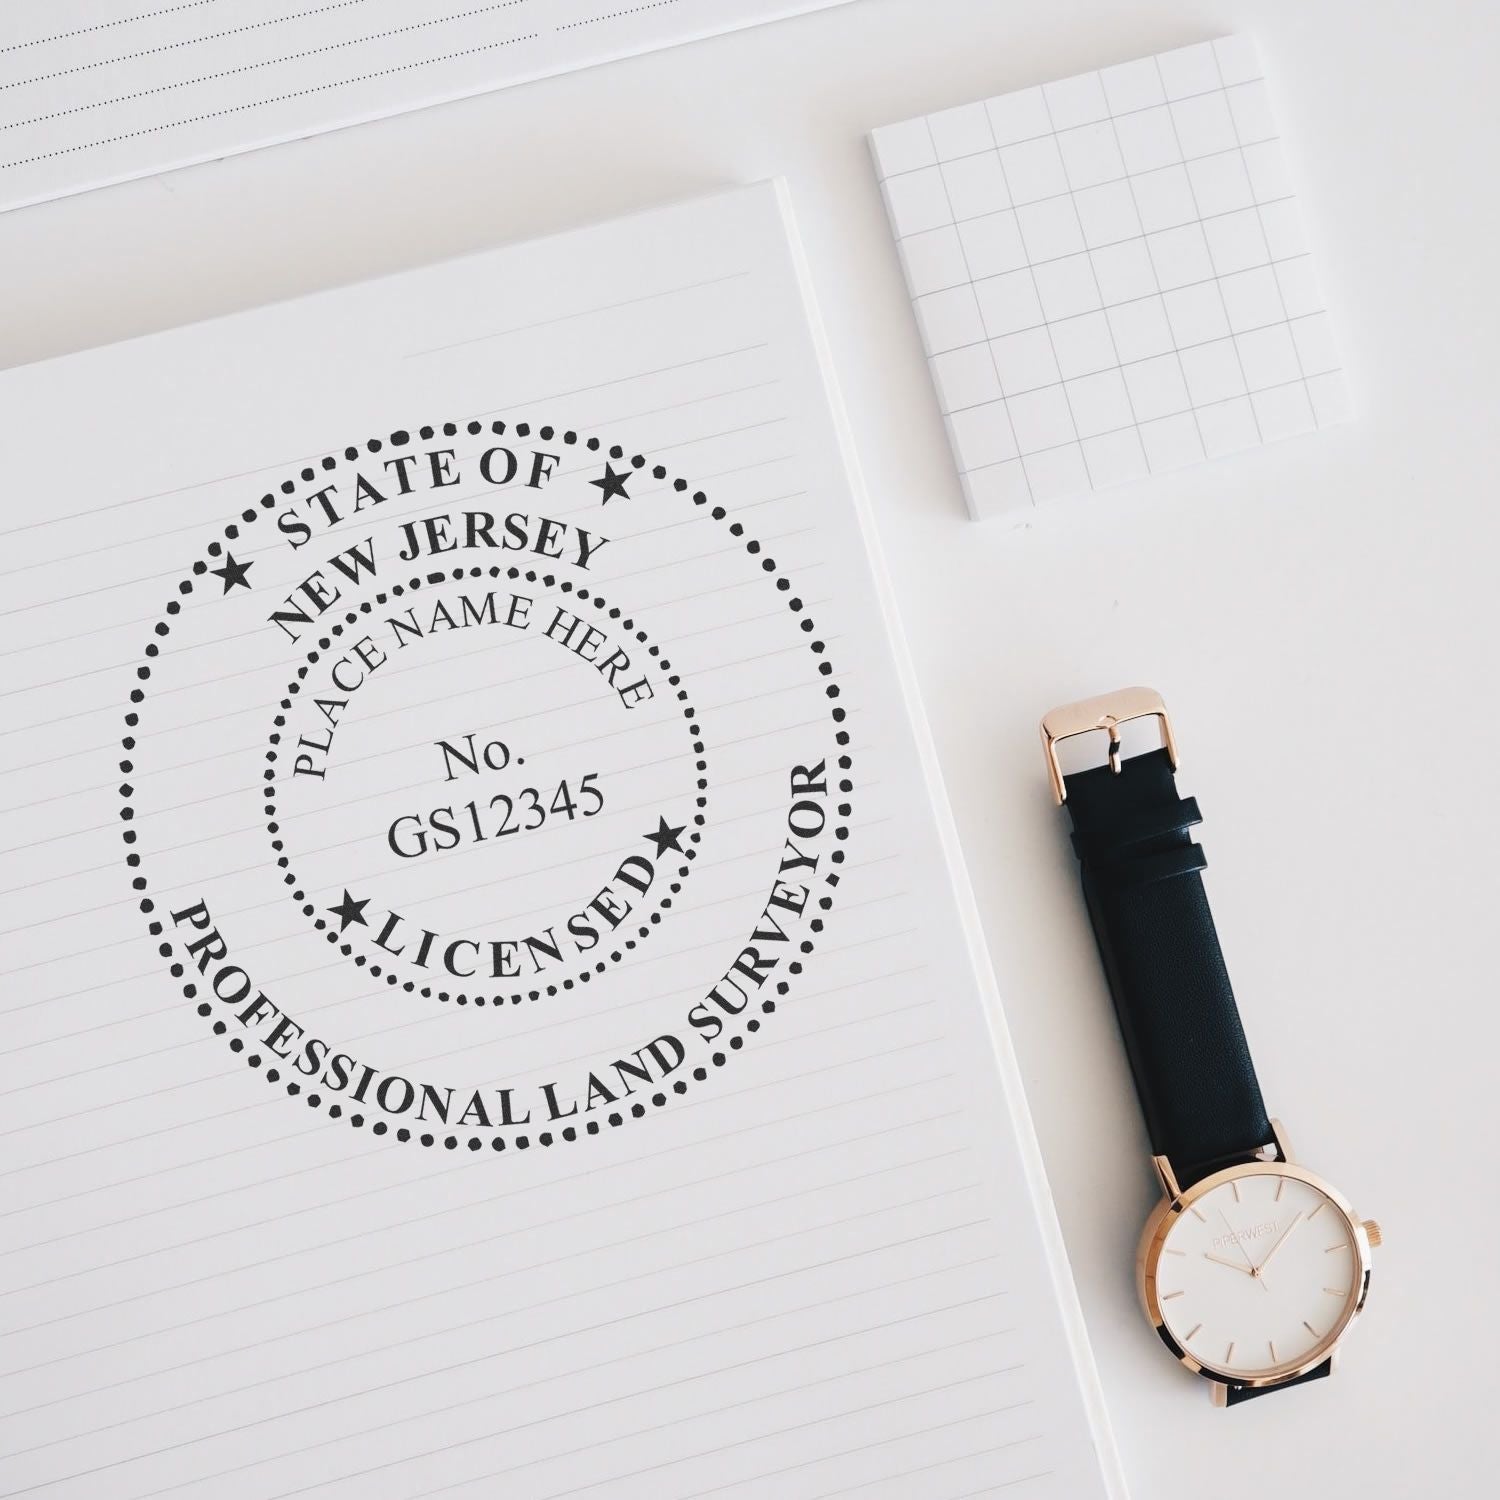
[0,0,858,212]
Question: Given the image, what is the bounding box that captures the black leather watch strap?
[1224,1358,1332,1406]
[1061,745,1273,1187]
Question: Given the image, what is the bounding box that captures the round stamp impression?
[125,419,852,1151]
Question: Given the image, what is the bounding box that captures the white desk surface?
[2,1,1492,1494]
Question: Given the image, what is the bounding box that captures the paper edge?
[767,173,1131,1498]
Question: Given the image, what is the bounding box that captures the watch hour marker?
[1324,1287,1348,1296]
[1308,1202,1324,1221]
[1230,1180,1241,1202]
[1225,1341,1235,1365]
[1163,1247,1185,1256]
[1163,1290,1185,1301]
[1274,1177,1286,1202]
[1324,1242,1349,1253]
[1185,1322,1202,1341]
[1190,1206,1207,1222]
[1303,1321,1319,1337]
[1268,1340,1277,1363]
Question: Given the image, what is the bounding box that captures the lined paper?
[871,36,1351,519]
[0,182,1121,1498]
[0,0,858,213]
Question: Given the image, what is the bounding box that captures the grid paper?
[870,35,1352,519]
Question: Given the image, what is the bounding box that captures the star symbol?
[643,816,687,858]
[589,462,631,504]
[210,551,254,593]
[327,889,370,931]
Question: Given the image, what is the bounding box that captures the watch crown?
[1362,1219,1383,1248]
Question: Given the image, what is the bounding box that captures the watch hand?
[1253,1211,1304,1279]
[1201,1250,1257,1276]
[1217,1207,1271,1292]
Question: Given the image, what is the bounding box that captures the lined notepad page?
[871,36,1352,519]
[0,0,857,212]
[0,184,1121,1499]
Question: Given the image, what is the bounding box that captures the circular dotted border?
[123,418,854,1152]
[265,567,707,1005]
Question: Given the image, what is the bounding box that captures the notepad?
[0,182,1123,1498]
[871,36,1352,519]
[0,0,858,213]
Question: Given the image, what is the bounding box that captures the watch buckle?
[1040,686,1180,805]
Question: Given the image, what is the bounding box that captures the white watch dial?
[1153,1168,1361,1380]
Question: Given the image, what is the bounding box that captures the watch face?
[1144,1166,1368,1384]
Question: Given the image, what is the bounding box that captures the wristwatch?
[1041,687,1380,1406]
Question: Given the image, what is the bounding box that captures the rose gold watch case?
[1138,1156,1374,1395]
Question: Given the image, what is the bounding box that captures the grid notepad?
[870,36,1351,519]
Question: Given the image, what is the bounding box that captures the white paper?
[0,181,1122,1499]
[870,36,1352,519]
[0,0,857,213]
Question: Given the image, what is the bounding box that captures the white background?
[1,1,1493,1495]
